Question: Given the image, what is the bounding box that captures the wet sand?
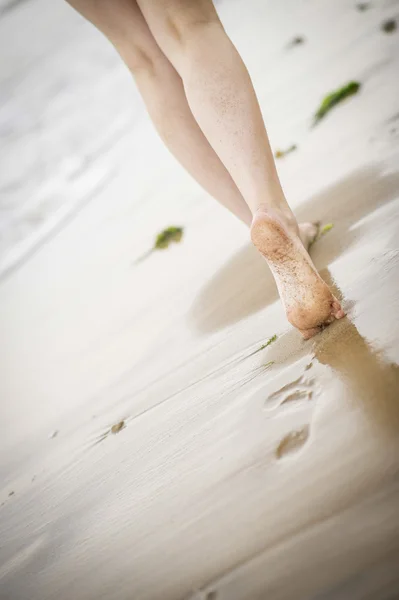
[1,0,399,599]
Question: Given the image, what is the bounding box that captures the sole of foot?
[251,209,345,339]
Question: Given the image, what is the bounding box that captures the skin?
[65,0,345,338]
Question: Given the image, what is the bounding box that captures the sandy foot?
[251,208,345,339]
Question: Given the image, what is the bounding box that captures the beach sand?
[1,0,399,598]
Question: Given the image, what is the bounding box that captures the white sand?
[1,0,399,599]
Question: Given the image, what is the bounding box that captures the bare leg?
[66,0,321,241]
[66,0,252,225]
[134,0,345,338]
[66,0,343,336]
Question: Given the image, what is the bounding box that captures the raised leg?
[135,0,345,337]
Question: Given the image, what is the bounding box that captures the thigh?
[66,0,140,37]
[66,0,165,71]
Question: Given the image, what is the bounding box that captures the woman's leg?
[66,0,344,337]
[134,0,345,337]
[66,0,252,225]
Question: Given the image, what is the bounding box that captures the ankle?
[252,204,299,236]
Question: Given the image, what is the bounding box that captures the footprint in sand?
[275,425,310,459]
[265,365,315,411]
[264,362,315,459]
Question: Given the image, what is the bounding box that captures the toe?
[299,222,320,250]
[325,311,339,325]
[332,299,346,320]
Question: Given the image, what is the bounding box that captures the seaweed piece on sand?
[111,421,125,434]
[313,81,361,126]
[287,36,305,48]
[275,144,297,159]
[381,19,397,33]
[154,226,184,249]
[309,223,334,248]
[134,226,184,264]
[247,335,278,359]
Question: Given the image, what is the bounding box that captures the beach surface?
[1,0,399,598]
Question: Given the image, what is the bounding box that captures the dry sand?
[1,0,399,599]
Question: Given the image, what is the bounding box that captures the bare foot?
[251,208,345,339]
[298,221,319,250]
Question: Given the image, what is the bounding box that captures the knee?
[156,5,223,66]
[166,9,220,43]
[124,45,156,76]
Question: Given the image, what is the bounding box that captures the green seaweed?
[275,144,297,159]
[320,223,334,235]
[245,334,278,360]
[259,334,277,351]
[134,226,184,264]
[313,81,361,125]
[243,334,277,358]
[154,226,184,249]
[309,223,334,249]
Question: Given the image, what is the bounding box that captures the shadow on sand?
[189,165,399,333]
